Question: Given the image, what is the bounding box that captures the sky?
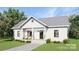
[0,7,79,18]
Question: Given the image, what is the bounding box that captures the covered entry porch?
[23,27,46,40]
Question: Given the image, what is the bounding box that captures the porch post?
[21,29,24,39]
[32,27,34,40]
[44,27,46,40]
[23,29,24,39]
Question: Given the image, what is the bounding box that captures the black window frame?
[54,30,59,37]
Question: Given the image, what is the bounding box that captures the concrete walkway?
[6,40,45,51]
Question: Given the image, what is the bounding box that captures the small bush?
[46,39,51,43]
[11,37,14,41]
[15,40,19,41]
[15,40,25,43]
[26,41,31,43]
[53,41,56,43]
[20,40,25,43]
[53,41,61,43]
[63,39,68,44]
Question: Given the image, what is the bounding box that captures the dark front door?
[40,31,43,39]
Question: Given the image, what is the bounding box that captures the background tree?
[69,14,79,39]
[0,8,27,38]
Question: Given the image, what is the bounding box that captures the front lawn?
[33,39,79,51]
[0,38,26,51]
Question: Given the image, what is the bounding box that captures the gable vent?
[32,20,34,22]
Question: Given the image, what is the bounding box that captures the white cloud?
[41,7,79,18]
[40,8,58,18]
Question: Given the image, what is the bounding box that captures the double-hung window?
[54,30,59,37]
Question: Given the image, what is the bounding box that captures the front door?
[40,31,43,39]
[34,32,39,39]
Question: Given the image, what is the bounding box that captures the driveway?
[6,40,45,51]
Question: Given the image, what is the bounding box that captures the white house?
[11,16,70,42]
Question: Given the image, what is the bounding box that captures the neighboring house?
[12,16,70,42]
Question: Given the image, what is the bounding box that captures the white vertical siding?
[45,27,68,42]
[22,19,44,28]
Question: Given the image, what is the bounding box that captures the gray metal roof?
[11,16,70,29]
[40,16,70,27]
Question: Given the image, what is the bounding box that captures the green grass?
[0,38,26,51]
[33,39,79,51]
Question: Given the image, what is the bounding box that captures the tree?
[0,13,7,37]
[0,8,27,38]
[69,14,79,39]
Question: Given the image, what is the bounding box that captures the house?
[11,16,70,42]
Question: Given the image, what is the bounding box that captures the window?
[17,31,20,37]
[54,30,59,37]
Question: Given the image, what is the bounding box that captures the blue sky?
[0,7,79,18]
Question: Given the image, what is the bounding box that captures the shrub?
[53,41,61,43]
[11,37,14,41]
[5,37,14,41]
[53,41,56,43]
[46,39,51,43]
[63,39,68,44]
[26,41,31,43]
[15,40,19,41]
[15,40,25,43]
[20,40,25,43]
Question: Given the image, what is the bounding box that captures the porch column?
[32,27,34,40]
[23,29,25,39]
[44,27,47,40]
[20,29,24,39]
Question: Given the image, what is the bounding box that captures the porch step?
[31,40,46,44]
